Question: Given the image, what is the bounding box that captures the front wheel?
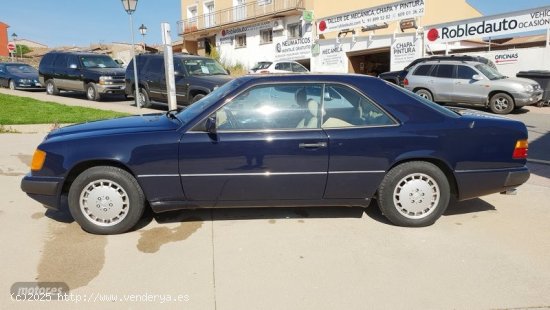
[415,89,433,101]
[68,166,146,234]
[489,93,514,114]
[86,83,101,101]
[378,161,450,227]
[9,80,16,90]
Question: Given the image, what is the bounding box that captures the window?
[53,54,68,68]
[260,29,273,44]
[274,62,291,71]
[187,6,198,26]
[258,0,272,5]
[287,23,302,39]
[235,34,247,48]
[145,57,165,74]
[214,84,322,131]
[456,65,478,80]
[433,65,454,78]
[412,65,433,76]
[291,62,308,72]
[233,0,246,21]
[204,2,215,28]
[321,84,395,128]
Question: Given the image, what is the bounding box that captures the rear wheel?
[415,89,433,101]
[136,88,152,108]
[489,93,514,114]
[191,93,205,103]
[45,79,59,95]
[68,166,146,235]
[86,83,101,101]
[9,80,16,90]
[378,161,450,227]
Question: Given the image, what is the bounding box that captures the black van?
[39,51,126,101]
[125,53,232,108]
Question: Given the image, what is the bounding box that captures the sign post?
[7,42,16,62]
[161,22,177,111]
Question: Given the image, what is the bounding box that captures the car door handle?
[299,142,327,149]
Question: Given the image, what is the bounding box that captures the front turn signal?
[512,139,528,159]
[31,149,47,171]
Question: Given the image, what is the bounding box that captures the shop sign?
[494,52,519,65]
[426,6,550,43]
[317,0,425,34]
[390,35,422,71]
[275,36,313,61]
[315,44,348,73]
[221,20,273,37]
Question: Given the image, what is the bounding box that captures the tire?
[45,79,59,95]
[415,89,433,101]
[378,161,450,227]
[489,93,514,114]
[9,80,16,90]
[191,93,205,103]
[68,166,146,235]
[86,82,101,101]
[137,88,152,108]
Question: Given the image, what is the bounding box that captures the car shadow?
[58,90,128,102]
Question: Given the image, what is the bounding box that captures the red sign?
[7,42,16,52]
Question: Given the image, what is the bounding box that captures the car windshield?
[251,62,272,70]
[6,65,37,74]
[475,64,505,80]
[80,56,120,68]
[176,79,243,124]
[181,58,227,76]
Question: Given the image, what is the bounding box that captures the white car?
[249,61,308,74]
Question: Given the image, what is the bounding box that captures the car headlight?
[99,76,114,85]
[524,84,534,92]
[18,79,32,84]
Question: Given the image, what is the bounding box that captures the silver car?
[403,60,543,114]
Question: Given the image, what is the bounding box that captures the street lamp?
[139,24,147,52]
[120,0,142,111]
[11,33,18,61]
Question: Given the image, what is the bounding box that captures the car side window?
[412,65,433,76]
[145,58,165,74]
[433,65,454,78]
[275,62,290,71]
[456,65,478,80]
[67,55,79,68]
[292,63,307,72]
[53,54,68,68]
[214,84,322,131]
[322,84,396,128]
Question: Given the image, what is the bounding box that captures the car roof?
[137,53,211,60]
[415,60,484,65]
[45,51,111,57]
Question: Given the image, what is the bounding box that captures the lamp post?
[11,33,18,61]
[139,24,147,52]
[120,0,141,112]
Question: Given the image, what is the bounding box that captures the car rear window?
[413,65,433,76]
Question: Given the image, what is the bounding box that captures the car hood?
[46,114,181,140]
[500,77,538,86]
[11,72,39,80]
[84,67,126,76]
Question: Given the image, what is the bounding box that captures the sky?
[1,0,549,48]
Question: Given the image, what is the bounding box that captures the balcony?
[178,0,305,38]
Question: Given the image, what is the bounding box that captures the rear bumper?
[455,166,530,201]
[21,174,63,210]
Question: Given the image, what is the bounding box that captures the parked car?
[21,74,530,234]
[0,63,44,90]
[378,55,496,87]
[39,51,126,101]
[248,60,309,74]
[125,53,232,108]
[403,60,543,114]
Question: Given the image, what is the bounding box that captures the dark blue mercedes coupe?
[21,74,530,234]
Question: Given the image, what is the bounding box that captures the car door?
[178,83,329,205]
[65,54,83,90]
[430,64,455,102]
[52,54,69,89]
[453,65,486,104]
[174,58,191,105]
[320,84,398,199]
[143,57,166,101]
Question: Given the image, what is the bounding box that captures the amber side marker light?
[512,139,528,159]
[31,149,46,171]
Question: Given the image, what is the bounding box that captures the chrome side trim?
[454,167,525,173]
[137,174,180,178]
[180,172,327,177]
[329,170,385,174]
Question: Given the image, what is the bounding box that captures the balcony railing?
[178,0,305,36]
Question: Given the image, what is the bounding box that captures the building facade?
[0,22,10,57]
[177,0,482,73]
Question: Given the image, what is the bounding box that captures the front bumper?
[513,90,543,106]
[454,166,530,201]
[15,81,45,90]
[21,174,63,210]
[97,83,126,95]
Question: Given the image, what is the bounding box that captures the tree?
[15,44,31,56]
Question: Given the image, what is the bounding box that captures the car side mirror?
[69,64,78,69]
[472,74,483,81]
[225,69,230,75]
[205,115,217,134]
[174,71,183,77]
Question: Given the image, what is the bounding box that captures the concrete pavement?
[1,129,550,309]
